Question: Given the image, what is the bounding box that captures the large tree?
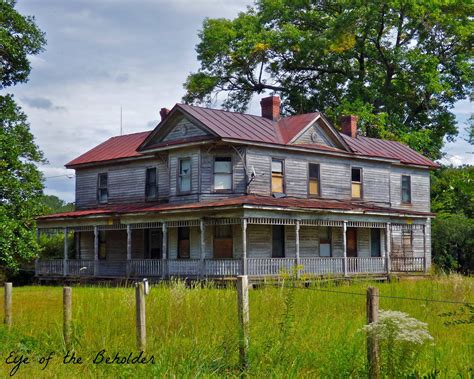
[184,0,473,159]
[0,0,46,271]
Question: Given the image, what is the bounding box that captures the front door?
[149,229,162,259]
[346,227,357,257]
[272,225,285,258]
[213,225,233,258]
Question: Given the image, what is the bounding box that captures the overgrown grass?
[0,275,472,378]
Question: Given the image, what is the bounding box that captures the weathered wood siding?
[390,167,430,212]
[292,120,338,147]
[168,147,200,203]
[163,117,209,142]
[79,230,145,260]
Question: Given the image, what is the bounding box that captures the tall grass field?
[0,276,472,378]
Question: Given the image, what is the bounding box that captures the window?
[214,157,232,191]
[272,225,285,257]
[177,227,190,259]
[271,159,284,194]
[351,167,362,199]
[97,173,108,204]
[370,229,381,257]
[98,231,107,260]
[401,175,411,203]
[319,227,331,257]
[308,163,320,196]
[145,168,158,200]
[178,158,191,193]
[214,225,233,258]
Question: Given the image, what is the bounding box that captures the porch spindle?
[162,223,168,278]
[385,223,391,274]
[63,227,68,276]
[94,226,99,276]
[343,221,348,277]
[295,220,300,278]
[241,219,248,275]
[200,220,206,278]
[126,224,132,277]
[423,223,428,273]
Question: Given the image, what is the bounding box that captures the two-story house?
[36,96,437,279]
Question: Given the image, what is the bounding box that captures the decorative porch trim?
[391,223,424,231]
[129,222,163,229]
[166,220,201,228]
[346,221,386,228]
[204,218,242,225]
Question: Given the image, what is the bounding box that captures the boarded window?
[178,158,191,193]
[98,231,107,260]
[351,167,362,199]
[271,159,284,194]
[214,157,232,191]
[308,163,320,196]
[145,167,158,200]
[371,229,381,257]
[319,226,331,257]
[97,173,108,203]
[272,225,285,257]
[214,225,233,258]
[401,175,411,203]
[177,227,190,259]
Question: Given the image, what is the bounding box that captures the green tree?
[0,0,46,272]
[41,194,74,215]
[184,0,473,159]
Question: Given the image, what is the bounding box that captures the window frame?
[212,156,233,193]
[308,162,321,198]
[97,172,108,204]
[401,175,412,204]
[370,229,381,257]
[177,157,192,195]
[271,158,285,195]
[145,167,158,201]
[350,166,363,199]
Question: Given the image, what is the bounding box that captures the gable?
[162,117,209,142]
[291,119,340,148]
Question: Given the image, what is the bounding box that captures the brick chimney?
[340,115,358,138]
[160,108,170,121]
[260,95,281,121]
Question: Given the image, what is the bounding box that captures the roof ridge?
[178,103,275,122]
[109,130,151,138]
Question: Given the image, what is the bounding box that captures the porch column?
[126,224,132,277]
[94,226,99,276]
[200,220,206,278]
[241,218,248,275]
[385,223,391,274]
[343,221,348,277]
[423,223,428,273]
[162,222,168,278]
[63,227,68,276]
[295,220,301,279]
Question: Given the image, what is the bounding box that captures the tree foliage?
[41,194,74,215]
[0,0,46,272]
[184,0,473,159]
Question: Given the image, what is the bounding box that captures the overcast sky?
[7,0,473,203]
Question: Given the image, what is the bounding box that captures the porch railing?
[35,256,425,278]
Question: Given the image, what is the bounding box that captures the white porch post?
[126,224,132,277]
[94,226,99,276]
[423,223,428,273]
[343,221,348,277]
[200,220,206,278]
[162,222,168,278]
[63,227,68,276]
[295,220,301,279]
[385,223,391,274]
[241,218,248,275]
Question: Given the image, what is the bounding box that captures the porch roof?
[37,195,434,222]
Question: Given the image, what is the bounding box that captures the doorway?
[346,227,358,257]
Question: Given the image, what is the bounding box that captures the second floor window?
[97,173,108,203]
[145,168,158,200]
[308,163,320,197]
[271,159,284,194]
[178,158,191,193]
[401,175,411,203]
[214,157,232,191]
[351,167,362,199]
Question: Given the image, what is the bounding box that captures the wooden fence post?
[4,282,12,329]
[63,287,72,350]
[236,275,249,370]
[135,282,146,351]
[366,287,380,379]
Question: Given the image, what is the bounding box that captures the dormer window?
[213,157,232,192]
[271,159,284,194]
[178,158,191,193]
[351,167,362,199]
[97,173,108,204]
[145,167,158,200]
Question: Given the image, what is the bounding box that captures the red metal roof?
[276,113,319,143]
[341,135,439,168]
[38,195,433,221]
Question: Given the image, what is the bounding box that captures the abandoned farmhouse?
[36,96,438,279]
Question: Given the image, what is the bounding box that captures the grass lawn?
[0,275,472,378]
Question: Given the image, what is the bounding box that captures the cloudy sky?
[7,0,473,203]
